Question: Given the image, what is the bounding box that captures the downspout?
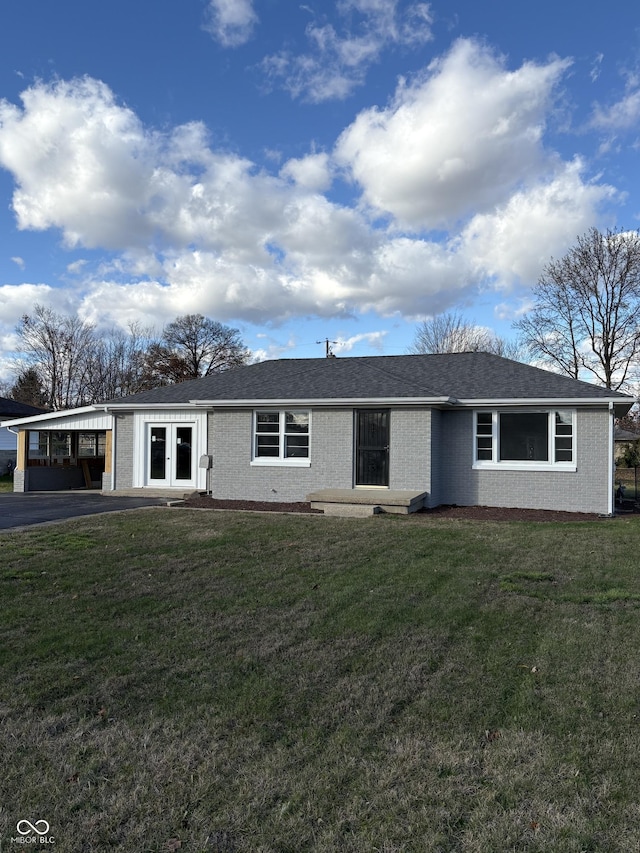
[110,416,117,492]
[608,402,615,516]
[6,426,22,488]
[6,425,18,473]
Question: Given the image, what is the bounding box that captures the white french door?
[147,423,195,488]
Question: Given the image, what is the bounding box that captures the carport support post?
[14,430,28,492]
[104,429,113,491]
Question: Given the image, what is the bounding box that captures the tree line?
[5,309,250,411]
[412,228,640,404]
[6,227,640,418]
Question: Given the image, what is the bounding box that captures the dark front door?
[355,409,390,486]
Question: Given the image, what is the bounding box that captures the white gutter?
[100,403,193,411]
[456,397,632,407]
[189,396,458,407]
[110,415,117,493]
[103,395,631,410]
[608,401,615,517]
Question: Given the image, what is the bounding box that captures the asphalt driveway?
[0,492,167,530]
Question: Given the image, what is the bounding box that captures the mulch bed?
[183,495,611,522]
[184,497,323,514]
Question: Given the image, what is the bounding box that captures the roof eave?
[0,405,101,428]
[190,396,457,407]
[102,402,199,411]
[456,397,633,407]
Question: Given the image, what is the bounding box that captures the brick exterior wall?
[440,407,611,514]
[388,408,431,492]
[115,413,135,489]
[209,408,355,502]
[13,468,25,492]
[428,409,442,508]
[111,403,612,513]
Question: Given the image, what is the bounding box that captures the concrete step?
[307,488,427,516]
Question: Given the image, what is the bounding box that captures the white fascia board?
[103,403,199,411]
[456,397,630,407]
[189,396,456,407]
[0,405,99,428]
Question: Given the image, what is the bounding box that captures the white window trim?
[251,409,311,467]
[473,409,576,472]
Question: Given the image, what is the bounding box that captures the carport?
[5,407,114,492]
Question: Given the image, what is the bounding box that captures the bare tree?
[85,322,155,401]
[144,314,250,384]
[515,227,640,390]
[410,310,522,359]
[16,305,96,410]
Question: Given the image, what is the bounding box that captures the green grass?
[0,473,14,493]
[3,509,640,851]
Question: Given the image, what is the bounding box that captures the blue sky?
[0,0,639,377]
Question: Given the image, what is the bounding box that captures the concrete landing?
[104,488,192,506]
[307,488,427,516]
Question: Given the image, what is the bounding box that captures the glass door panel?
[175,427,192,481]
[150,427,167,481]
[147,424,195,487]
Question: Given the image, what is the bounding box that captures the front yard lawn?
[2,508,640,851]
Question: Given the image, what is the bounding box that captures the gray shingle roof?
[107,352,633,406]
[0,396,48,417]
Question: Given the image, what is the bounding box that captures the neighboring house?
[0,397,49,474]
[0,352,633,515]
[614,428,640,463]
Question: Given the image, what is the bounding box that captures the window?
[474,410,575,468]
[28,431,49,460]
[50,432,71,458]
[475,412,493,460]
[253,410,310,465]
[77,432,107,457]
[554,411,573,462]
[500,412,549,461]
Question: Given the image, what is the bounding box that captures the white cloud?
[590,53,604,83]
[204,0,258,47]
[335,38,571,229]
[260,0,433,102]
[10,256,24,269]
[591,87,640,131]
[459,159,618,290]
[0,283,60,355]
[495,297,534,322]
[0,61,621,344]
[0,78,160,249]
[67,259,88,274]
[0,282,57,318]
[280,152,332,192]
[334,330,388,352]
